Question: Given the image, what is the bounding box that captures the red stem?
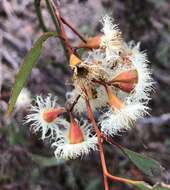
[60,16,87,43]
[85,97,109,190]
[85,95,144,189]
[67,94,81,112]
[50,0,73,56]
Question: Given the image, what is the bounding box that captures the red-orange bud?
[109,70,138,83]
[69,114,84,144]
[43,108,65,123]
[112,82,136,93]
[108,70,138,93]
[105,86,124,110]
[77,35,102,49]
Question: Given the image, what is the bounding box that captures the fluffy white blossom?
[100,15,123,61]
[25,95,67,140]
[97,17,153,136]
[66,85,108,113]
[52,121,98,160]
[100,103,148,136]
[124,42,154,103]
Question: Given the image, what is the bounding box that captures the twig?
[49,0,73,57]
[35,0,71,59]
[67,94,81,112]
[45,0,60,33]
[60,16,87,43]
[85,97,109,190]
[34,0,48,32]
[85,100,146,189]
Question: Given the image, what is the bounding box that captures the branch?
[49,0,73,57]
[60,16,87,43]
[85,96,109,190]
[34,0,48,32]
[45,0,60,33]
[66,94,81,112]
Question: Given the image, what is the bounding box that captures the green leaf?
[133,181,152,190]
[132,181,170,190]
[7,32,57,115]
[121,147,163,178]
[30,153,65,168]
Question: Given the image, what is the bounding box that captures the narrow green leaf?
[121,147,163,178]
[7,32,57,115]
[133,181,152,190]
[30,153,65,167]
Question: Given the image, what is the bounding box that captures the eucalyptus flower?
[52,117,98,160]
[26,95,66,140]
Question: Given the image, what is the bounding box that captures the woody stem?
[85,98,109,190]
[67,94,81,112]
[34,0,48,32]
[101,134,144,184]
[50,0,73,57]
[85,97,143,188]
[60,16,87,43]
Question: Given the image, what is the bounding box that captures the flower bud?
[43,108,65,123]
[110,70,137,83]
[68,114,84,144]
[105,86,123,110]
[108,70,138,93]
[77,35,102,49]
[112,82,136,93]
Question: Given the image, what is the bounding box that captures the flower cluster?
[26,95,98,160]
[26,15,153,160]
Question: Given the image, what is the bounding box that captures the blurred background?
[0,0,170,189]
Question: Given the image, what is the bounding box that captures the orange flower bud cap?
[68,114,84,144]
[108,70,138,93]
[26,95,67,140]
[105,86,124,110]
[110,70,138,83]
[77,35,102,49]
[43,108,65,123]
